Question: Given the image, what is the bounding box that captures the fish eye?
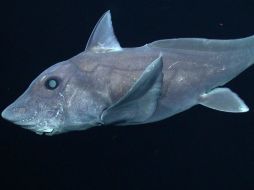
[45,77,59,90]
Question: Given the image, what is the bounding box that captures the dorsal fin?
[85,10,122,53]
[148,36,254,52]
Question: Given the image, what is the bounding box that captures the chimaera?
[1,11,254,135]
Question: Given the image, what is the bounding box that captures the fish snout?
[1,104,29,124]
[2,105,16,122]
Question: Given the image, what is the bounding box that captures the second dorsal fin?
[85,10,122,53]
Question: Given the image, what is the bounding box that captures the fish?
[1,10,253,135]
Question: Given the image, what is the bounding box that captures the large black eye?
[45,77,59,90]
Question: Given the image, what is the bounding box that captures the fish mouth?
[23,124,55,135]
[31,128,55,135]
[12,120,55,135]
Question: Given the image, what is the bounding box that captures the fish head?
[1,60,106,135]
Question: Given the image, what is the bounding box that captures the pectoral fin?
[200,88,249,113]
[101,56,164,125]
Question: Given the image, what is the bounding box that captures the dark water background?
[1,0,254,189]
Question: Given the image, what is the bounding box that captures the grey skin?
[1,11,253,135]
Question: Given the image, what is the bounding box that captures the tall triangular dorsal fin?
[85,10,122,53]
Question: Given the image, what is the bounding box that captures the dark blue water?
[1,0,254,189]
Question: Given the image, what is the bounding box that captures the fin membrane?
[200,87,249,113]
[101,56,164,125]
[85,11,122,53]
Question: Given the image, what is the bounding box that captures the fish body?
[1,11,253,135]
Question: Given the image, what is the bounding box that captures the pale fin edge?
[199,87,249,113]
[85,10,122,53]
